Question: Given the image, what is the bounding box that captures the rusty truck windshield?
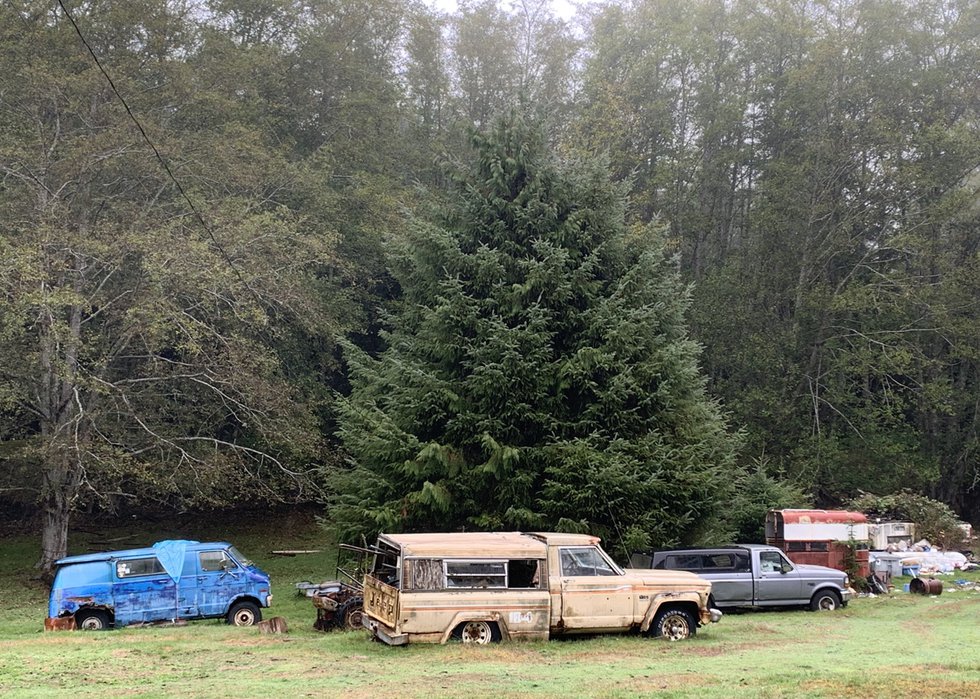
[559,546,622,577]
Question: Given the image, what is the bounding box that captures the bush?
[848,490,966,549]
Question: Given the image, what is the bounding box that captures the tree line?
[0,0,976,572]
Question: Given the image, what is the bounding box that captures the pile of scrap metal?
[299,543,373,632]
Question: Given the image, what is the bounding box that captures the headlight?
[844,576,850,586]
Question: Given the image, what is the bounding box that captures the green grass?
[1,513,978,698]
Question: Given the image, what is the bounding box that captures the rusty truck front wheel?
[455,620,501,644]
[650,607,696,641]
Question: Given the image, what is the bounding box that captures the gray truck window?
[760,551,787,573]
[702,553,736,569]
[667,554,702,570]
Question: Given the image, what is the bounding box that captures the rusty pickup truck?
[361,531,721,645]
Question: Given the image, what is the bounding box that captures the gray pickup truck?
[630,544,851,611]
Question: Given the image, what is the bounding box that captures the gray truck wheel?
[651,607,696,641]
[810,590,840,611]
[76,609,110,631]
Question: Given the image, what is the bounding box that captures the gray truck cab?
[630,544,851,611]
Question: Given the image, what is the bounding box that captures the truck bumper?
[363,616,409,646]
[709,608,723,623]
[840,589,853,605]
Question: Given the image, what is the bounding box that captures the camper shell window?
[402,557,543,590]
[445,560,507,588]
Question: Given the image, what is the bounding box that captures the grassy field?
[1,512,978,698]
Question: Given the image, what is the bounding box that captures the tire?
[336,596,364,631]
[75,609,111,631]
[454,620,501,645]
[810,589,841,612]
[650,607,696,641]
[226,600,262,626]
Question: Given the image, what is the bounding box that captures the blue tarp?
[152,540,199,582]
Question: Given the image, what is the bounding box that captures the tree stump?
[257,616,289,634]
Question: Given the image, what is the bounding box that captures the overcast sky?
[424,0,583,21]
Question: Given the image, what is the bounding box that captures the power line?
[56,0,262,305]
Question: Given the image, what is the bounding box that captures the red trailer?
[765,509,871,577]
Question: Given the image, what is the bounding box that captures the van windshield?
[228,546,252,567]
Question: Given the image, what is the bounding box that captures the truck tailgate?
[363,575,399,627]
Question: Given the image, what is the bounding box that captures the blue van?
[46,540,272,630]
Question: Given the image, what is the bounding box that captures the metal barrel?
[909,578,943,595]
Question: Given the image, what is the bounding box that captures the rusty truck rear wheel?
[650,607,696,641]
[455,620,501,644]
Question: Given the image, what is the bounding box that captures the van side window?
[116,557,164,578]
[59,562,108,586]
[199,551,234,572]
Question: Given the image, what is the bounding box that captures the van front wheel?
[226,601,261,626]
[455,620,501,644]
[76,609,110,631]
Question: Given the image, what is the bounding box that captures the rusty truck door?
[555,546,632,630]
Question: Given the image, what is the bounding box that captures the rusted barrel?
[909,578,943,595]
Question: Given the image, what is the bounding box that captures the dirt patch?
[803,677,980,699]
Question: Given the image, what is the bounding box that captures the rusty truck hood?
[623,569,712,591]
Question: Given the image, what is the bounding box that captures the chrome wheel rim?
[659,614,690,641]
[460,621,492,644]
[232,608,256,626]
[817,596,837,611]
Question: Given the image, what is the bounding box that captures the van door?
[112,556,178,625]
[176,550,200,618]
[195,548,247,618]
[557,546,632,630]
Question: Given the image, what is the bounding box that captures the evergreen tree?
[331,114,742,556]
